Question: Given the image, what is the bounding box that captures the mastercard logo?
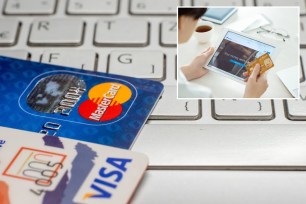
[78,82,132,122]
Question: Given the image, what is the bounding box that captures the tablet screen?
[208,31,276,80]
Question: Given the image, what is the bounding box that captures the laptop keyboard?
[0,0,306,165]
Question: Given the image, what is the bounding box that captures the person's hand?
[243,63,268,98]
[181,47,214,81]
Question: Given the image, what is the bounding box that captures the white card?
[0,127,148,204]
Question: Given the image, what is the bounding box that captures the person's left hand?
[181,47,214,81]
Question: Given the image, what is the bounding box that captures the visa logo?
[83,157,132,200]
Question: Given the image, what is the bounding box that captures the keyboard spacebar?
[132,124,306,170]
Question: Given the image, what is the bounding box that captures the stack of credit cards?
[0,56,164,203]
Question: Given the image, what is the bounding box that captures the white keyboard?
[1,0,306,203]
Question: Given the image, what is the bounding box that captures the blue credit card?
[0,56,163,149]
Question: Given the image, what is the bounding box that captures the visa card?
[246,53,274,75]
[0,56,163,149]
[0,126,148,204]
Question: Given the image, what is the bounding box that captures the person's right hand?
[243,64,269,98]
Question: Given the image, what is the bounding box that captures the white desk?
[178,7,299,98]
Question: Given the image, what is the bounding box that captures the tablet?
[202,8,237,25]
[204,29,279,84]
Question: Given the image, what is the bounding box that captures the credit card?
[246,53,274,75]
[0,56,163,149]
[0,127,148,204]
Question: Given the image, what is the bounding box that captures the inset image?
[177,7,299,99]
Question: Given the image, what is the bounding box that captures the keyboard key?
[130,0,179,15]
[301,16,306,47]
[150,86,201,120]
[94,19,149,47]
[285,99,306,120]
[4,0,57,15]
[192,0,243,6]
[108,51,164,80]
[41,50,97,71]
[0,50,29,60]
[160,21,177,47]
[255,0,306,15]
[212,99,274,120]
[132,124,306,167]
[0,19,20,46]
[28,19,84,46]
[67,0,119,14]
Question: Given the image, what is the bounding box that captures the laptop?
[1,0,306,203]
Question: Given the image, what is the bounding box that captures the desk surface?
[178,7,299,98]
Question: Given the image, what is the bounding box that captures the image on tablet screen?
[208,31,275,80]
